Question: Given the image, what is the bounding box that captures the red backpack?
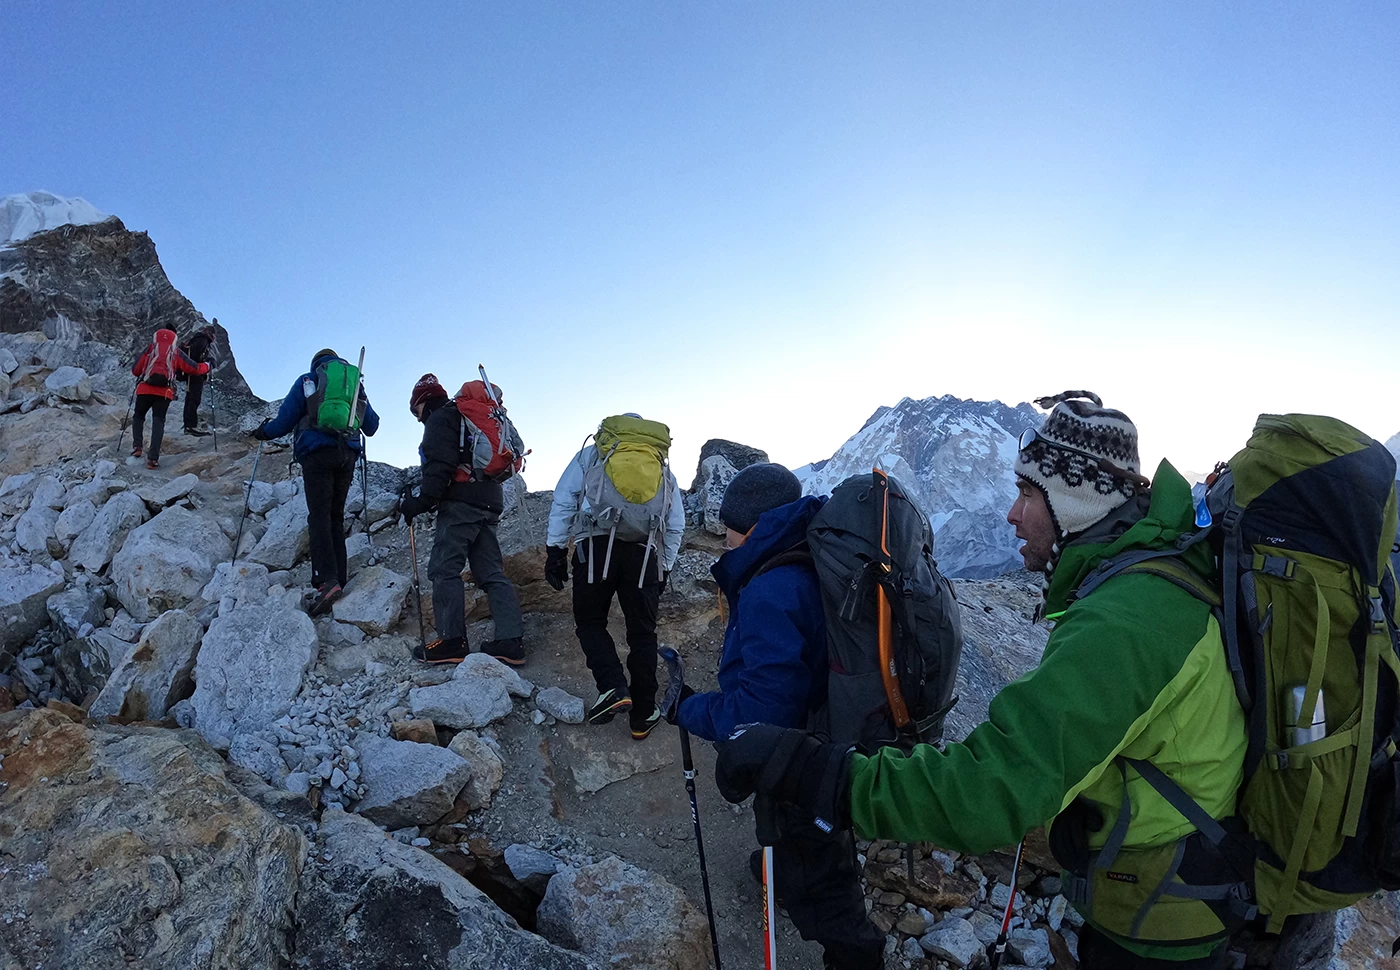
[139,329,180,389]
[451,381,527,484]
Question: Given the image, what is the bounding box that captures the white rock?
[43,365,91,401]
[111,506,231,621]
[229,732,289,784]
[446,729,505,809]
[354,734,473,828]
[69,491,149,573]
[536,856,711,970]
[536,687,586,724]
[245,480,277,515]
[452,651,533,697]
[46,584,107,640]
[135,473,199,509]
[53,500,96,543]
[690,455,738,536]
[1047,894,1068,932]
[15,502,59,555]
[249,492,309,570]
[200,560,270,608]
[190,606,318,750]
[330,564,408,636]
[505,844,559,893]
[919,917,981,968]
[0,473,37,515]
[344,531,373,573]
[0,348,17,375]
[1008,928,1051,968]
[272,479,300,505]
[29,475,67,511]
[284,771,311,795]
[409,677,513,730]
[0,563,67,649]
[89,608,204,721]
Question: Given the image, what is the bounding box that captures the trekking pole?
[659,648,722,970]
[234,440,263,560]
[987,839,1025,970]
[407,514,428,655]
[359,438,376,563]
[114,385,136,455]
[760,827,778,970]
[209,375,219,452]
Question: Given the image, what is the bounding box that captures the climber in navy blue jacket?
[670,462,884,970]
[252,349,381,616]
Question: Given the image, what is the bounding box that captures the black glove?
[661,683,694,725]
[400,495,432,524]
[715,723,853,833]
[249,421,270,441]
[545,546,569,591]
[1048,796,1105,872]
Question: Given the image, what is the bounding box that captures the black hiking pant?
[182,373,206,430]
[132,394,170,461]
[302,445,358,589]
[1078,926,1228,969]
[428,499,522,643]
[571,537,661,710]
[768,806,885,970]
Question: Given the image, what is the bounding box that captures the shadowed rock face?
[0,217,257,411]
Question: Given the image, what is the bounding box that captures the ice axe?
[659,647,722,970]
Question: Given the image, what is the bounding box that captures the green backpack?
[300,358,365,435]
[1078,414,1400,933]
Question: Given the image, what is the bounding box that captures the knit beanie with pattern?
[409,373,448,416]
[1015,391,1144,538]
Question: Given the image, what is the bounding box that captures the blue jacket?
[677,496,829,743]
[262,352,381,461]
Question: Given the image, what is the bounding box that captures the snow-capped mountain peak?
[795,394,1041,578]
[1,191,110,245]
[1386,433,1399,479]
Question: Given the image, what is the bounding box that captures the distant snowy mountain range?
[794,395,1041,578]
[1,192,109,246]
[1387,434,1400,479]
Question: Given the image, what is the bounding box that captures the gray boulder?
[1008,927,1052,968]
[330,564,408,636]
[111,506,231,621]
[246,480,276,515]
[200,560,270,609]
[190,606,318,749]
[29,474,67,510]
[134,472,199,509]
[536,686,586,724]
[0,347,17,374]
[409,677,512,730]
[690,438,769,487]
[446,729,505,809]
[686,454,738,536]
[70,490,149,573]
[344,531,373,572]
[0,562,66,649]
[53,499,96,545]
[15,502,59,555]
[536,855,711,970]
[44,364,92,401]
[505,844,560,894]
[0,709,306,970]
[0,472,36,514]
[89,608,204,721]
[452,651,534,697]
[354,734,473,828]
[295,809,596,970]
[46,583,107,640]
[919,917,982,968]
[249,491,309,570]
[54,629,128,698]
[228,731,289,784]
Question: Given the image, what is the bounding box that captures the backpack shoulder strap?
[744,544,814,588]
[1073,548,1220,608]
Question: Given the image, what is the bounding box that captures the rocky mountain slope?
[0,195,1394,970]
[795,395,1040,579]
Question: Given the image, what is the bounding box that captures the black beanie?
[719,463,802,535]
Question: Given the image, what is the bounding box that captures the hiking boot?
[184,426,210,437]
[587,688,632,725]
[306,583,342,617]
[131,446,142,458]
[629,704,661,740]
[146,459,159,470]
[483,637,525,666]
[413,637,468,664]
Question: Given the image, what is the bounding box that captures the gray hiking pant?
[428,500,523,642]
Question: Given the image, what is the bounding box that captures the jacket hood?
[712,495,825,595]
[1045,459,1212,616]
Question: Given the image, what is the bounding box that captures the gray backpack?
[807,471,964,750]
[572,416,676,587]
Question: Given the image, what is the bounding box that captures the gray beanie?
[719,463,802,535]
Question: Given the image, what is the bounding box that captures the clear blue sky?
[6,2,1398,487]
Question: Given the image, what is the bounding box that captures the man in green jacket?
[716,392,1251,969]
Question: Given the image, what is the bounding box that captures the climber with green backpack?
[546,414,685,739]
[253,348,379,616]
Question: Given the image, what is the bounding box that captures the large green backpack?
[1078,415,1400,933]
[300,358,365,435]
